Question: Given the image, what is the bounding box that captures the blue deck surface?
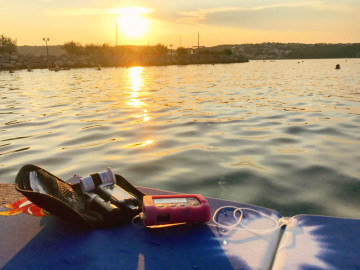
[1,187,360,269]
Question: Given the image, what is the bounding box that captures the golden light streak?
[129,66,142,91]
[127,67,145,108]
[124,139,154,148]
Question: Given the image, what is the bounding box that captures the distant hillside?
[16,43,360,59]
[17,45,66,56]
[209,43,360,60]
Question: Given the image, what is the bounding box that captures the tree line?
[2,34,359,59]
[61,41,172,56]
[234,43,360,59]
[60,41,232,56]
[0,34,190,56]
[0,34,230,57]
[286,43,360,59]
[0,34,17,54]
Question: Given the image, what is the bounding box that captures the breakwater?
[0,53,248,71]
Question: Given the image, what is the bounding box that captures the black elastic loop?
[91,173,102,187]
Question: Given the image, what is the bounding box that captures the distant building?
[191,46,206,54]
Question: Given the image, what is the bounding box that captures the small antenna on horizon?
[116,23,118,46]
[198,32,199,49]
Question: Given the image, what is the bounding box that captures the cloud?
[46,7,153,16]
[235,0,358,13]
[177,7,240,24]
[174,1,359,26]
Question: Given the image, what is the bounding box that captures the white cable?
[132,213,146,228]
[211,206,244,230]
[210,205,283,234]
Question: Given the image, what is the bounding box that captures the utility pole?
[43,38,50,56]
[116,23,118,45]
[170,44,173,56]
[198,32,199,49]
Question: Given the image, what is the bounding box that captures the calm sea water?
[1,59,360,219]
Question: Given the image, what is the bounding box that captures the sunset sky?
[1,0,359,47]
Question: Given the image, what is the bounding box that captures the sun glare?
[117,7,150,39]
[127,67,146,108]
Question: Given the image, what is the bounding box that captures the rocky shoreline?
[0,53,248,71]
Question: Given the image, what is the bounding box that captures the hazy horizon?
[15,42,360,48]
[1,0,359,47]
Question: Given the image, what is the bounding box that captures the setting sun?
[117,7,150,39]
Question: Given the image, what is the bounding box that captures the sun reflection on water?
[125,66,153,147]
[129,67,142,92]
[127,67,146,108]
[124,139,154,148]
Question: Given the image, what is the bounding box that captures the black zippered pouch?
[15,164,145,228]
